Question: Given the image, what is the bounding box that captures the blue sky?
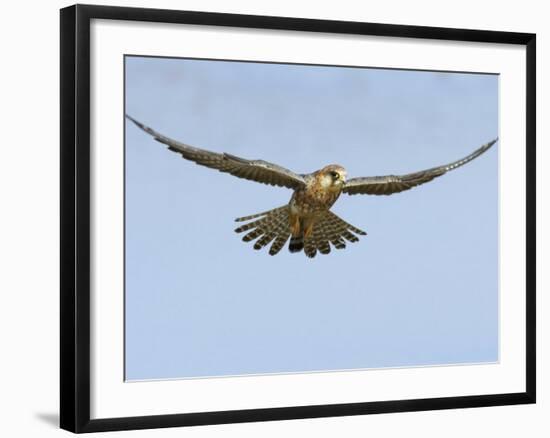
[125,56,498,380]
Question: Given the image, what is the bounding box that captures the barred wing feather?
[343,139,497,196]
[126,115,306,190]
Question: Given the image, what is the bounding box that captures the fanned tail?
[234,207,366,257]
[303,211,367,258]
[234,206,291,255]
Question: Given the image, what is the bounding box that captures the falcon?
[126,115,497,258]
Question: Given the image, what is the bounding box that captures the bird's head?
[318,165,347,190]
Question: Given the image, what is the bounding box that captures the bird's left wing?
[126,115,307,190]
[343,138,497,196]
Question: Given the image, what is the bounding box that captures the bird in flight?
[126,115,497,258]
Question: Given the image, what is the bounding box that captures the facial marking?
[326,166,347,186]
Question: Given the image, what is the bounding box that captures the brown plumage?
[127,115,497,258]
[234,206,291,256]
[234,206,366,258]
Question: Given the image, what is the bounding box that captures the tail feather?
[235,207,286,223]
[303,232,317,258]
[241,228,264,242]
[234,206,290,255]
[303,211,366,258]
[234,206,366,257]
[234,219,261,233]
[342,230,359,242]
[253,212,287,250]
[270,233,290,256]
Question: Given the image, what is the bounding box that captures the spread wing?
[126,115,306,190]
[343,138,497,196]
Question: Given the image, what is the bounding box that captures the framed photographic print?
[60,4,536,433]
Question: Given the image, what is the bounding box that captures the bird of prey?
[126,115,497,258]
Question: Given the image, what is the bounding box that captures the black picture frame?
[60,4,536,433]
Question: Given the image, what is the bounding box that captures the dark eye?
[331,171,339,179]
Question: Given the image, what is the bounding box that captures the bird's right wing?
[343,138,497,196]
[126,115,307,190]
